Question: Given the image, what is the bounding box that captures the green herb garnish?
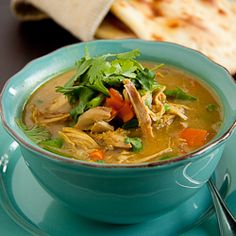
[96,160,105,164]
[86,94,105,109]
[125,137,143,152]
[40,138,63,148]
[164,104,170,112]
[69,87,95,120]
[16,120,51,144]
[56,48,161,121]
[206,104,217,112]
[164,87,197,101]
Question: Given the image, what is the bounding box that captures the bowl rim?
[1,39,236,169]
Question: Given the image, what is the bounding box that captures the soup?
[21,49,221,164]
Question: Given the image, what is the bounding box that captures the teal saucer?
[0,117,236,236]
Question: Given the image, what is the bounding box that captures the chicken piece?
[32,106,70,125]
[152,86,166,110]
[75,107,112,130]
[104,150,134,164]
[146,87,167,122]
[91,121,114,133]
[123,79,154,138]
[156,114,176,129]
[168,103,189,120]
[47,95,70,113]
[59,127,99,150]
[92,129,132,149]
[141,92,161,122]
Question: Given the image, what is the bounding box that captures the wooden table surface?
[0,0,78,91]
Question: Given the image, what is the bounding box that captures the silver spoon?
[208,178,236,236]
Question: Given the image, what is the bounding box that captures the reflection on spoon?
[208,178,236,236]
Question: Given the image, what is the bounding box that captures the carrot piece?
[105,88,123,110]
[105,97,123,110]
[180,128,208,147]
[109,88,123,101]
[89,150,104,162]
[118,101,135,122]
[105,88,135,122]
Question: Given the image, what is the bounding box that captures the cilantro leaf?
[135,68,158,91]
[56,48,162,122]
[164,87,197,101]
[16,120,51,144]
[86,94,105,109]
[125,137,143,152]
[40,138,63,148]
[116,48,140,60]
[206,104,217,112]
[70,87,95,120]
[164,104,170,112]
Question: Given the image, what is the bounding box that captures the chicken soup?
[21,49,222,164]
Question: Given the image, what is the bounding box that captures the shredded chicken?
[105,150,134,164]
[123,79,154,138]
[91,129,132,149]
[156,114,176,129]
[153,86,166,108]
[91,121,114,133]
[75,107,112,130]
[32,106,70,125]
[144,86,166,122]
[59,127,99,150]
[117,151,135,164]
[180,121,188,128]
[168,103,189,120]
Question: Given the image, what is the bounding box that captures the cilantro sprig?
[16,119,51,144]
[164,87,197,101]
[125,137,143,152]
[56,48,162,121]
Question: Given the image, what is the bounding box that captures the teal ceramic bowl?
[1,40,236,224]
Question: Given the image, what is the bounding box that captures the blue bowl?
[1,40,236,224]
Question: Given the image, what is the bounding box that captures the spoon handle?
[208,179,236,236]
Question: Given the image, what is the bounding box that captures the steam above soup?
[21,49,221,164]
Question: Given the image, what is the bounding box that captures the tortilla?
[104,0,236,74]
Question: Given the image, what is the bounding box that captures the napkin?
[11,0,114,41]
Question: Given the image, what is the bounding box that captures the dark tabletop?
[0,0,79,91]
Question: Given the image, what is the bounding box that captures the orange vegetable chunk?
[118,101,135,122]
[180,128,208,147]
[89,150,104,162]
[105,88,135,122]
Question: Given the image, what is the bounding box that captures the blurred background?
[1,0,236,91]
[0,0,78,90]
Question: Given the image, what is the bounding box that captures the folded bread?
[12,0,236,74]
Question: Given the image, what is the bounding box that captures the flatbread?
[105,0,236,74]
[96,13,137,39]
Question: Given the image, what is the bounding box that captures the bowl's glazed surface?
[1,40,236,223]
